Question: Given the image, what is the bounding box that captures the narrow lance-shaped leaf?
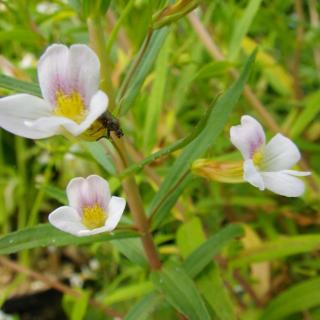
[260,277,320,320]
[231,233,320,268]
[117,27,169,115]
[151,262,211,320]
[0,224,138,255]
[183,224,244,278]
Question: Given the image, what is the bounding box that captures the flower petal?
[263,134,301,171]
[0,94,56,139]
[25,90,108,137]
[104,196,126,231]
[38,44,100,106]
[38,44,70,105]
[86,175,111,210]
[261,171,306,197]
[66,175,110,213]
[70,90,108,135]
[77,225,113,237]
[243,159,265,190]
[48,206,86,236]
[66,177,86,212]
[230,115,265,159]
[68,44,100,106]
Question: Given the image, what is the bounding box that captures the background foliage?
[0,0,319,319]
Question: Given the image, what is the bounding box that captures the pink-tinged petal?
[263,134,301,171]
[261,171,306,197]
[86,175,111,210]
[25,91,107,137]
[66,175,110,214]
[66,177,87,212]
[243,159,265,190]
[230,115,265,159]
[38,44,70,105]
[68,45,100,106]
[0,94,56,139]
[48,206,86,236]
[104,196,126,231]
[38,44,101,107]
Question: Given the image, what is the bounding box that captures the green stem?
[28,160,54,227]
[0,131,7,233]
[88,16,116,112]
[15,137,27,230]
[105,0,134,55]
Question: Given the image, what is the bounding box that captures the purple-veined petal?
[48,206,86,236]
[104,196,126,231]
[38,44,100,107]
[66,177,86,213]
[263,134,301,171]
[86,175,111,210]
[68,44,100,106]
[230,115,265,159]
[38,44,70,105]
[243,159,265,190]
[0,94,55,139]
[66,175,110,214]
[261,171,306,197]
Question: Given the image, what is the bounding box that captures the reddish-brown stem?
[112,136,162,270]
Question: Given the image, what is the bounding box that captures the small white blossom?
[230,115,311,197]
[49,175,125,237]
[0,44,108,139]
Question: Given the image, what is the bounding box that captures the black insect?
[99,111,124,139]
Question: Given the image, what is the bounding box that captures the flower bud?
[192,159,244,183]
[152,0,200,29]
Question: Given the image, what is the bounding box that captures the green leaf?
[228,0,263,60]
[0,30,43,45]
[151,262,211,320]
[103,281,153,305]
[177,219,237,320]
[0,74,41,97]
[231,233,320,267]
[176,217,206,258]
[260,277,320,320]
[43,184,67,204]
[81,141,116,176]
[117,28,169,115]
[124,292,163,320]
[183,224,244,278]
[0,224,138,255]
[290,91,320,138]
[111,238,148,268]
[150,50,256,229]
[143,33,172,151]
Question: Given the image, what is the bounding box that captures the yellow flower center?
[253,150,264,167]
[82,204,107,230]
[54,90,86,123]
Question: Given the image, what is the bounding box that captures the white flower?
[0,44,108,139]
[49,175,126,237]
[230,115,311,197]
